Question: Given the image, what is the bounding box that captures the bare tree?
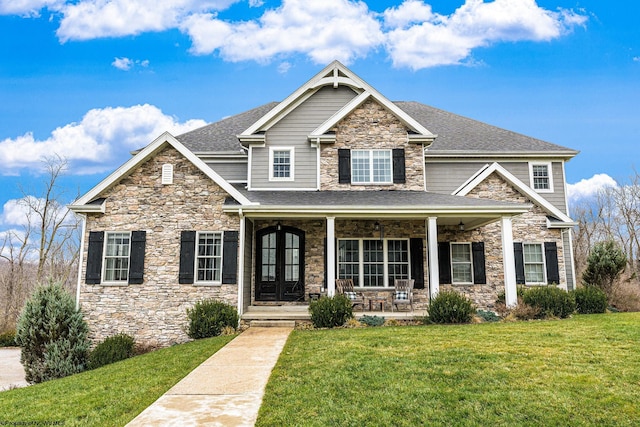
[0,156,80,331]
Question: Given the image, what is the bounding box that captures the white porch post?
[326,216,336,297]
[427,217,439,298]
[237,212,246,316]
[501,216,518,307]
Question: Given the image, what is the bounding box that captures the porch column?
[237,212,246,316]
[427,217,439,298]
[501,216,517,307]
[326,216,336,297]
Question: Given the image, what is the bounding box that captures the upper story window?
[529,162,553,192]
[351,149,392,184]
[269,147,294,181]
[196,232,223,283]
[103,232,131,282]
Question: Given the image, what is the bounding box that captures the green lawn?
[257,313,640,427]
[0,335,234,426]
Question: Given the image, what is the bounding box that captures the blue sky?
[0,0,638,232]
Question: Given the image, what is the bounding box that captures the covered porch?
[225,189,530,318]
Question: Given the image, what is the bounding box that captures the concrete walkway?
[0,348,28,391]
[126,327,293,427]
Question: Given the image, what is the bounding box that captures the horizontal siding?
[563,230,575,290]
[425,160,568,213]
[251,85,357,189]
[207,162,247,182]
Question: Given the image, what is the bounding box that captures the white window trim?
[337,238,410,288]
[351,149,393,185]
[529,162,553,193]
[102,231,131,285]
[450,242,473,285]
[269,147,295,181]
[523,242,547,285]
[194,231,224,285]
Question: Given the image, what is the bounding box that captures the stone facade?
[79,146,240,347]
[320,99,425,191]
[438,172,566,310]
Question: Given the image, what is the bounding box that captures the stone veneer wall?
[320,99,425,191]
[79,146,240,347]
[438,172,566,310]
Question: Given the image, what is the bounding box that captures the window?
[338,239,409,287]
[196,232,222,282]
[451,243,473,284]
[103,232,131,282]
[351,150,392,184]
[269,147,294,181]
[529,162,553,192]
[523,243,546,284]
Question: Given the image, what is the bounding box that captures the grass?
[257,313,640,426]
[0,335,234,426]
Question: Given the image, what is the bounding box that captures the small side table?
[369,297,386,312]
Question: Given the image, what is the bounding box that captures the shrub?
[15,282,90,384]
[503,298,541,321]
[360,315,385,327]
[582,240,627,297]
[427,290,476,324]
[476,310,500,322]
[187,299,239,339]
[522,286,576,319]
[0,330,16,347]
[89,333,135,370]
[573,286,608,314]
[309,295,353,328]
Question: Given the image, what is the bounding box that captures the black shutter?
[128,231,146,284]
[86,231,104,284]
[179,231,196,284]
[410,238,424,289]
[438,242,451,284]
[392,148,406,183]
[338,149,351,183]
[222,231,239,284]
[514,242,525,285]
[544,242,560,284]
[472,242,486,285]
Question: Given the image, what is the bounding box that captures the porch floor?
[242,305,426,322]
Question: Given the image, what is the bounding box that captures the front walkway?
[0,348,28,391]
[126,327,292,427]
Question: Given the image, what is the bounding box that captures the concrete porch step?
[249,320,297,328]
[242,305,311,321]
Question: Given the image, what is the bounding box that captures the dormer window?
[529,162,553,192]
[269,147,294,181]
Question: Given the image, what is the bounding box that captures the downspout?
[75,214,86,311]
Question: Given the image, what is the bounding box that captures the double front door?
[256,226,305,301]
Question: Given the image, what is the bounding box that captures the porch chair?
[392,279,415,312]
[335,278,365,312]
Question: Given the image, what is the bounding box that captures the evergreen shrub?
[187,299,239,339]
[573,286,608,314]
[309,295,353,328]
[89,333,135,369]
[427,290,476,324]
[0,330,16,347]
[522,286,576,319]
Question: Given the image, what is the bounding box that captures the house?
[69,61,578,347]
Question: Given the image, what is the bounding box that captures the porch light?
[374,221,380,231]
[459,221,465,231]
[374,221,384,240]
[276,221,282,231]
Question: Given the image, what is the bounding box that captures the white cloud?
[0,0,63,17]
[1,199,32,226]
[112,57,150,70]
[277,61,291,74]
[4,0,588,70]
[567,173,618,203]
[385,0,588,69]
[0,105,206,175]
[181,0,384,64]
[56,0,238,42]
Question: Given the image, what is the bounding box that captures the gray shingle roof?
[176,102,278,153]
[396,101,577,155]
[229,188,526,209]
[175,100,576,155]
